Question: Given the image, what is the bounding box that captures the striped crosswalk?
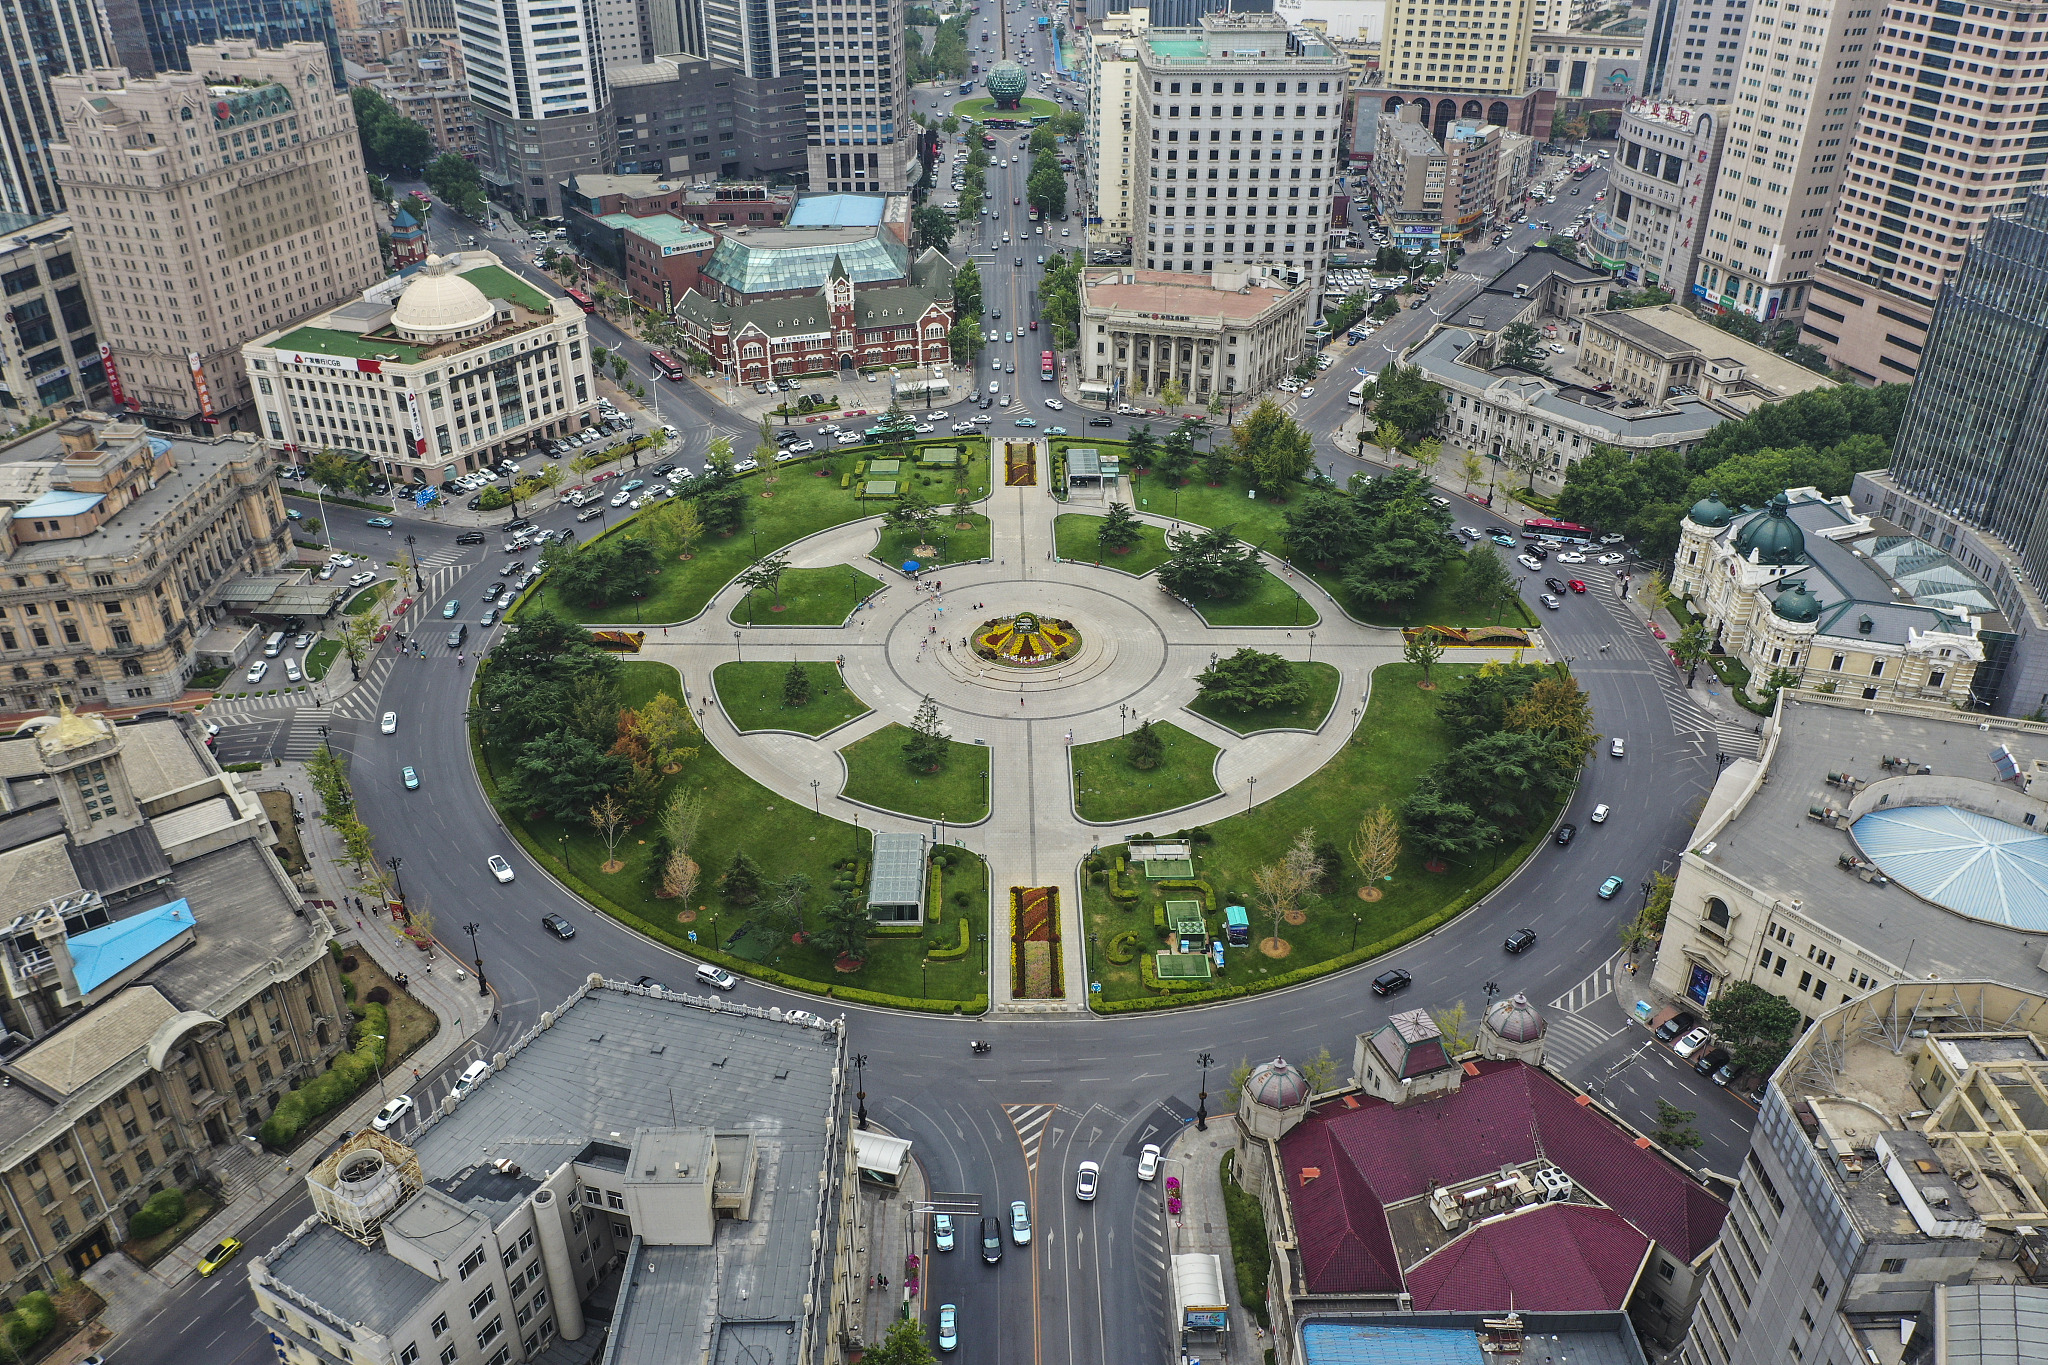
[1003,1103,1058,1177]
[1551,950,1623,1015]
[1542,1011,1618,1072]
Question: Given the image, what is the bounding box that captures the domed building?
[1478,993,1547,1065]
[1670,485,1995,709]
[985,61,1029,109]
[242,250,601,491]
[1239,1056,1314,1140]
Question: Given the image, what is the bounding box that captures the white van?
[696,963,738,991]
[452,1059,491,1100]
[262,631,287,657]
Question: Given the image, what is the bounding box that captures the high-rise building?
[0,215,111,427]
[796,0,911,192]
[131,0,345,86]
[646,0,709,59]
[1082,8,1150,254]
[1688,0,1870,329]
[404,0,459,42]
[0,0,119,221]
[1802,0,2045,383]
[701,0,805,76]
[1677,978,2048,1365]
[1132,12,1350,296]
[590,0,651,67]
[49,42,383,435]
[1880,192,2048,592]
[1641,0,1751,98]
[459,0,615,219]
[606,57,808,183]
[1583,98,1728,288]
[1383,0,1535,102]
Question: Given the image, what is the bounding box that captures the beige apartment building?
[0,706,343,1301]
[1085,9,1150,253]
[0,215,111,432]
[1689,1,1874,330]
[1383,0,1537,98]
[1804,0,2047,383]
[49,42,384,437]
[0,415,292,711]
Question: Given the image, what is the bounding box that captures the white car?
[371,1094,415,1133]
[284,659,303,682]
[348,571,377,588]
[1137,1144,1161,1181]
[487,854,515,883]
[952,422,977,434]
[1517,554,1544,571]
[1610,737,1625,758]
[1589,803,1610,823]
[972,414,993,425]
[1044,398,1064,410]
[246,660,268,684]
[1555,550,1588,563]
[1672,1027,1713,1060]
[316,564,337,581]
[381,712,398,735]
[610,491,632,507]
[1075,1160,1099,1201]
[1300,386,1316,398]
[1596,552,1627,565]
[785,1009,824,1029]
[912,424,934,434]
[733,458,759,472]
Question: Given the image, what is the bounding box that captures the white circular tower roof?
[392,255,495,338]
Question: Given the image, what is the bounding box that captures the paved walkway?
[82,760,492,1339]
[1163,1122,1263,1364]
[628,446,1532,1013]
[853,1131,930,1353]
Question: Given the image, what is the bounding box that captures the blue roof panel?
[17,489,105,520]
[1852,806,2048,931]
[788,194,887,227]
[1302,1324,1486,1365]
[70,899,195,995]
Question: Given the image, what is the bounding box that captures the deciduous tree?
[1402,633,1444,687]
[1349,805,1401,899]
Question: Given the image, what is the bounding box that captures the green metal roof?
[268,327,427,364]
[604,214,716,251]
[456,265,553,316]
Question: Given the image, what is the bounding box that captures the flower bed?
[1010,885,1062,999]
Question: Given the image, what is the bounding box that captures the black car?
[481,582,506,603]
[1655,1011,1698,1043]
[1371,968,1412,997]
[1504,928,1537,954]
[979,1215,1003,1264]
[1554,822,1576,846]
[466,495,483,510]
[1088,416,1114,427]
[990,309,1001,320]
[541,913,576,940]
[506,517,533,532]
[1015,257,1023,267]
[456,530,487,545]
[1544,577,1568,593]
[653,462,678,477]
[1694,1046,1732,1078]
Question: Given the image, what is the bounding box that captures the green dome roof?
[1688,492,1734,528]
[1772,580,1823,623]
[1732,492,1806,566]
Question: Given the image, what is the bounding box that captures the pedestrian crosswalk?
[1551,950,1623,1015]
[1542,1011,1619,1072]
[283,706,335,760]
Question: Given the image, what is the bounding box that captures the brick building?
[671,254,955,384]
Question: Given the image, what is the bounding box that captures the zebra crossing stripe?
[1003,1103,1058,1176]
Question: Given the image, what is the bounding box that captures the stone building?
[670,253,956,385]
[1581,98,1727,289]
[0,415,292,712]
[1077,265,1311,405]
[0,706,343,1299]
[1670,487,1993,710]
[0,215,110,431]
[242,252,600,488]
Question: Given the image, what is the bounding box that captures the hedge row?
[1156,878,1217,912]
[927,918,973,961]
[126,1187,187,1240]
[1140,952,1215,993]
[1105,930,1139,964]
[472,719,988,1013]
[259,1003,389,1147]
[1096,825,1550,1013]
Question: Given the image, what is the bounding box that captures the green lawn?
[728,565,882,626]
[1054,513,1173,576]
[871,513,992,570]
[1342,552,1539,629]
[714,661,871,735]
[305,638,343,680]
[840,725,991,821]
[955,96,1062,121]
[1079,662,1547,1005]
[344,582,393,616]
[1123,465,1294,549]
[477,661,987,1008]
[1187,568,1320,628]
[1070,722,1222,823]
[1187,661,1340,735]
[520,445,989,625]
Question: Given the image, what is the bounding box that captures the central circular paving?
[973,611,1080,667]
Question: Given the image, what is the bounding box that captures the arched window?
[1489,102,1510,127]
[1462,100,1483,120]
[1705,897,1730,927]
[1384,96,1405,113]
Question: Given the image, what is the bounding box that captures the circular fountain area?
[973,612,1081,668]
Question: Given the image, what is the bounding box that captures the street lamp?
[385,855,406,907]
[461,920,490,997]
[1195,1049,1216,1131]
[733,629,743,660]
[853,1051,869,1130]
[1247,775,1257,810]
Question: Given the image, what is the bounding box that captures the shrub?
[1154,878,1217,912]
[928,918,973,960]
[126,1187,188,1239]
[1106,931,1139,964]
[365,985,391,1006]
[260,1004,389,1148]
[3,1291,58,1353]
[340,954,359,972]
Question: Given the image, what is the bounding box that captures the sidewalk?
[82,760,493,1337]
[1164,1122,1263,1364]
[853,1130,929,1353]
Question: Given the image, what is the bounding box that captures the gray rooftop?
[262,1210,443,1337]
[1409,330,1724,443]
[1699,698,2048,990]
[1480,249,1610,298]
[266,986,843,1365]
[0,429,264,567]
[1934,1283,2048,1363]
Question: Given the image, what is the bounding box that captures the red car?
[1029,320,1038,330]
[1014,196,1021,204]
[1567,579,1587,593]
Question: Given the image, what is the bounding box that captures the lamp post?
[461,920,489,997]
[386,855,406,907]
[405,533,424,592]
[1195,1049,1216,1131]
[811,779,821,812]
[1247,775,1257,810]
[853,1051,869,1130]
[734,629,743,660]
[1307,629,1317,663]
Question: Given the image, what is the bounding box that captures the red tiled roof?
[1282,1115,1403,1295]
[1276,1060,1725,1297]
[1405,1204,1651,1312]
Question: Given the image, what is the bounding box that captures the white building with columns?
[1077,265,1312,404]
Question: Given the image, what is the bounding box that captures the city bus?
[1040,350,1055,381]
[960,79,976,93]
[563,287,597,314]
[1521,517,1592,543]
[1347,379,1367,407]
[649,349,686,380]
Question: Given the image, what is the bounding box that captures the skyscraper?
[0,0,119,220]
[1381,0,1535,105]
[1802,0,2046,383]
[131,0,345,86]
[1641,0,1750,98]
[1883,191,2048,587]
[646,0,708,60]
[49,42,382,434]
[459,0,614,218]
[1688,0,1868,329]
[791,0,911,192]
[1132,12,1349,297]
